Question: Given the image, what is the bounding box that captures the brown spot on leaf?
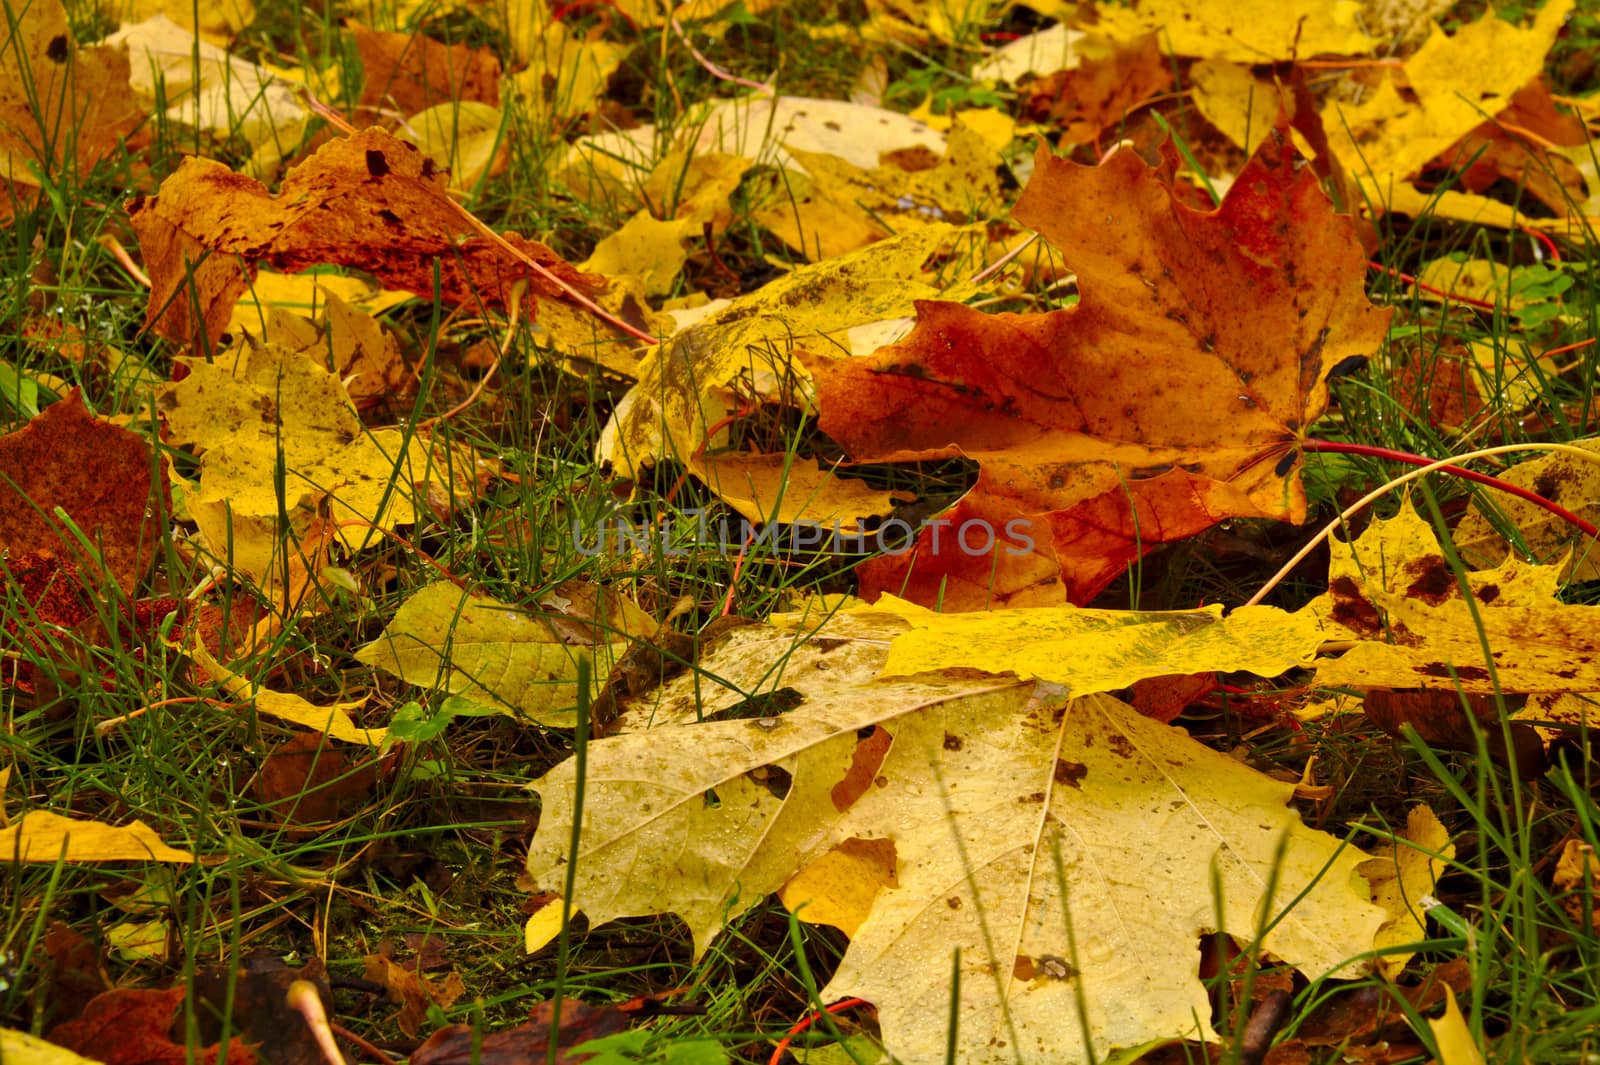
[831,725,892,812]
[1328,576,1383,634]
[1412,663,1490,681]
[1053,759,1089,788]
[1403,556,1455,604]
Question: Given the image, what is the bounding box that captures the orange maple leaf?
[806,128,1392,609]
[127,129,600,348]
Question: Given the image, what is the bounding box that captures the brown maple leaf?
[127,129,602,348]
[805,128,1392,609]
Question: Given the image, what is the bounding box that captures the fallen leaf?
[128,129,600,348]
[526,606,1384,1065]
[1552,838,1600,933]
[401,101,511,192]
[0,811,194,863]
[1191,60,1281,157]
[1427,988,1486,1065]
[411,999,632,1065]
[752,122,1005,260]
[1306,504,1600,695]
[807,129,1390,609]
[0,392,170,594]
[1362,688,1545,777]
[252,732,386,826]
[356,580,653,727]
[599,223,974,529]
[157,339,463,590]
[972,22,1088,83]
[365,953,466,1039]
[1021,33,1171,144]
[1357,804,1453,978]
[190,958,335,1065]
[0,0,141,222]
[3,1027,101,1064]
[226,272,413,349]
[1421,82,1589,218]
[1325,2,1572,206]
[48,987,257,1064]
[1453,440,1600,581]
[350,22,501,118]
[1095,0,1375,61]
[190,643,385,746]
[106,15,306,146]
[875,594,1325,690]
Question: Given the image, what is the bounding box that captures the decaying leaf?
[1305,504,1600,695]
[1453,440,1600,581]
[526,605,1384,1064]
[365,953,466,1039]
[807,128,1391,609]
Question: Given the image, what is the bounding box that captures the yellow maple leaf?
[1305,504,1600,693]
[526,605,1385,1065]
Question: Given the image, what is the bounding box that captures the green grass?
[3,0,1600,1063]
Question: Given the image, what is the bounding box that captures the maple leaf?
[107,15,306,148]
[1304,503,1600,694]
[127,128,600,348]
[1321,0,1573,215]
[48,987,256,1065]
[525,604,1384,1064]
[805,129,1391,609]
[0,811,194,863]
[156,333,475,594]
[1020,33,1171,145]
[350,23,502,119]
[599,224,971,529]
[1453,440,1600,581]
